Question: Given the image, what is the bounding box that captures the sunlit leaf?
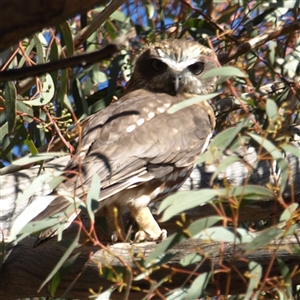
[144,232,186,267]
[23,73,54,106]
[187,216,223,237]
[202,66,248,80]
[266,98,278,120]
[33,34,45,64]
[248,133,282,159]
[12,152,68,166]
[86,173,101,223]
[244,261,262,300]
[281,144,300,158]
[159,189,218,221]
[210,156,243,182]
[180,252,202,266]
[279,203,298,222]
[277,258,293,298]
[192,227,256,243]
[244,227,282,252]
[167,93,219,114]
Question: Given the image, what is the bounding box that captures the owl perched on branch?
[34,39,218,245]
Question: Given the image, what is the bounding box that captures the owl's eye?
[188,62,205,75]
[152,59,167,73]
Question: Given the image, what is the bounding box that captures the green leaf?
[279,203,298,222]
[210,156,242,182]
[33,34,45,64]
[244,261,262,300]
[224,185,274,200]
[185,272,211,299]
[165,272,211,300]
[198,119,249,164]
[244,227,282,252]
[248,133,282,159]
[59,21,74,56]
[86,173,101,223]
[202,66,248,79]
[187,216,223,238]
[159,189,218,222]
[18,38,35,68]
[266,98,278,120]
[167,93,219,114]
[180,252,202,266]
[49,252,81,296]
[38,227,80,293]
[4,81,17,133]
[192,227,256,243]
[16,97,33,122]
[23,73,54,106]
[12,152,68,166]
[281,144,300,158]
[144,232,186,267]
[277,158,289,194]
[9,194,59,240]
[16,171,63,205]
[91,287,116,299]
[0,122,8,141]
[277,259,293,298]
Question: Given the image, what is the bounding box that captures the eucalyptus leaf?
[12,152,68,166]
[248,133,282,159]
[180,252,202,266]
[159,189,218,221]
[244,227,283,252]
[38,227,80,293]
[192,227,256,243]
[202,66,248,79]
[3,81,17,132]
[86,173,101,223]
[244,261,262,300]
[168,93,219,114]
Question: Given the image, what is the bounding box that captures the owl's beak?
[171,73,183,94]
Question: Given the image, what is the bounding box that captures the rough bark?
[1,228,300,299]
[0,0,118,51]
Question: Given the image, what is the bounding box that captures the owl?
[34,39,218,245]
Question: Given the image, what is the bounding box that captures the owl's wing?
[66,89,214,195]
[33,89,214,242]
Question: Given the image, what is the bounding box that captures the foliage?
[1,0,300,299]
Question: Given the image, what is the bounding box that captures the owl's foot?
[129,206,167,242]
[134,228,167,243]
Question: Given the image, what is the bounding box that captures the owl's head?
[125,39,218,96]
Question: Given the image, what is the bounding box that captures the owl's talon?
[134,229,167,243]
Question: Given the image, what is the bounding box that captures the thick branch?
[0,0,123,51]
[1,230,300,299]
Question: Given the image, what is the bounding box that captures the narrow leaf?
[202,66,248,79]
[144,232,186,267]
[168,93,219,114]
[180,252,202,266]
[248,133,282,159]
[244,261,262,300]
[244,227,282,252]
[12,152,68,166]
[4,81,17,133]
[86,173,101,223]
[192,227,256,243]
[159,189,218,222]
[38,227,80,292]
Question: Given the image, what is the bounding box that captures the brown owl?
[34,39,218,245]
